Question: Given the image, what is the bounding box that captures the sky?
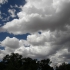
[0,0,70,66]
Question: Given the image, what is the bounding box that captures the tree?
[0,53,54,70]
[38,59,54,70]
[22,57,38,70]
[2,53,23,70]
[56,62,70,70]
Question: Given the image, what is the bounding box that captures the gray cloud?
[1,37,20,49]
[1,0,70,34]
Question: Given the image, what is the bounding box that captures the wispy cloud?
[0,0,8,4]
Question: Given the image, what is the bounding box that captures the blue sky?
[0,0,28,50]
[0,0,70,66]
[0,0,29,41]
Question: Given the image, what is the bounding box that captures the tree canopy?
[0,53,70,70]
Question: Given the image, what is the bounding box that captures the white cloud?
[10,5,18,8]
[8,9,16,18]
[27,31,54,46]
[10,4,23,9]
[0,0,8,4]
[50,48,69,66]
[1,0,70,34]
[1,37,19,49]
[0,11,2,19]
[0,29,70,63]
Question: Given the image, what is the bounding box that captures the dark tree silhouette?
[22,57,38,70]
[56,62,70,70]
[1,53,23,70]
[39,59,53,70]
[0,53,54,70]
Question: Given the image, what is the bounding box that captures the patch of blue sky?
[0,46,5,50]
[0,0,26,25]
[0,0,28,50]
[0,32,30,41]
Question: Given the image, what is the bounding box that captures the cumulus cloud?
[1,37,20,49]
[0,37,30,59]
[1,0,70,34]
[1,28,70,64]
[27,31,54,46]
